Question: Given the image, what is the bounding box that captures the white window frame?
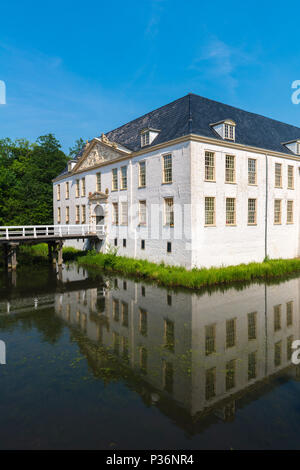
[112,168,118,191]
[121,166,127,190]
[112,202,119,225]
[121,201,128,225]
[248,158,257,185]
[139,200,147,225]
[248,198,257,225]
[141,131,150,147]
[288,165,294,189]
[287,200,294,224]
[163,154,172,184]
[226,198,236,226]
[204,197,215,226]
[205,151,215,181]
[139,161,146,187]
[274,199,282,224]
[164,197,174,226]
[81,178,86,197]
[96,172,101,192]
[225,154,236,183]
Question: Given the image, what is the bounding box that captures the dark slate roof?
[105,93,300,154]
[56,93,300,179]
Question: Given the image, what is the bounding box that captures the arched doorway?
[94,204,105,226]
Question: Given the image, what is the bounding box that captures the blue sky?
[1,0,300,153]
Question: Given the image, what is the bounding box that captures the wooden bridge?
[0,224,105,270]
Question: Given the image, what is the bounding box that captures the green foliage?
[78,253,300,290]
[0,134,68,225]
[69,138,85,158]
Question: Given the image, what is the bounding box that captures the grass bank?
[17,243,87,265]
[77,252,300,290]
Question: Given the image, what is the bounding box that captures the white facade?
[53,129,300,269]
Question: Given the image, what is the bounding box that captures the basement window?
[167,242,172,253]
[123,239,126,248]
[114,238,118,247]
[141,239,145,250]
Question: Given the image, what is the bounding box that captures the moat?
[0,263,300,450]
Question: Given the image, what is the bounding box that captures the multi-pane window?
[274,305,281,331]
[287,301,293,326]
[139,200,147,225]
[57,184,61,201]
[288,165,294,189]
[57,207,61,223]
[139,309,147,336]
[274,199,282,224]
[112,168,118,191]
[248,199,257,225]
[76,179,80,197]
[121,202,128,225]
[287,335,294,361]
[139,161,146,187]
[275,163,282,187]
[66,206,69,224]
[112,203,119,225]
[274,340,282,367]
[248,158,257,185]
[225,155,235,183]
[205,197,215,226]
[226,318,236,348]
[75,205,80,223]
[140,347,147,374]
[121,166,127,190]
[81,178,86,197]
[65,182,69,199]
[96,172,101,192]
[112,299,119,321]
[164,319,175,352]
[205,367,216,400]
[224,123,235,140]
[164,198,174,226]
[248,351,257,380]
[248,312,257,340]
[205,151,215,181]
[81,205,86,224]
[205,324,216,355]
[141,131,149,147]
[163,361,173,394]
[226,359,236,391]
[287,200,294,224]
[121,302,129,327]
[163,154,172,183]
[226,198,236,225]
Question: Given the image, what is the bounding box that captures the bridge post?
[58,241,64,266]
[5,243,18,270]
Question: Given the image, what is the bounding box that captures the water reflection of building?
[54,275,300,422]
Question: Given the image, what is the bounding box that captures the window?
[287,301,293,326]
[65,182,69,199]
[167,294,172,306]
[96,172,101,192]
[66,206,70,224]
[76,179,80,197]
[226,198,236,225]
[275,163,282,188]
[140,347,147,374]
[75,205,80,223]
[139,309,147,336]
[121,302,128,327]
[81,205,86,224]
[274,304,281,331]
[57,207,61,223]
[248,351,257,380]
[205,197,215,226]
[248,312,257,340]
[224,123,235,140]
[112,168,118,191]
[248,159,257,185]
[112,203,119,225]
[288,165,294,189]
[141,285,145,296]
[121,166,127,190]
[139,161,146,187]
[274,341,282,367]
[139,200,147,225]
[164,197,174,226]
[226,359,236,391]
[274,199,282,224]
[167,241,172,253]
[81,178,86,197]
[248,199,257,225]
[205,324,216,356]
[141,239,145,250]
[114,238,117,247]
[121,202,128,225]
[141,131,149,147]
[205,368,216,400]
[163,361,173,394]
[123,281,127,290]
[164,319,175,352]
[225,155,235,183]
[57,184,61,201]
[112,299,119,321]
[163,154,172,183]
[287,200,294,224]
[226,318,236,348]
[205,151,215,181]
[123,239,126,248]
[287,335,294,361]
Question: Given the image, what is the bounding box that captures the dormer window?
[140,128,160,147]
[210,119,236,141]
[68,160,77,172]
[282,139,300,155]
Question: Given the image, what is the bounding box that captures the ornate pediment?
[73,136,131,172]
[88,191,108,202]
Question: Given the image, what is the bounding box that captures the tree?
[69,138,85,158]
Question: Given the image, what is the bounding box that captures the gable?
[74,138,128,172]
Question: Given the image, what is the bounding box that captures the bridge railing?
[0,224,105,240]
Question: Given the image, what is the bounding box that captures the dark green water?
[1,263,300,450]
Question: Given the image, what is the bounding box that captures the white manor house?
[53,93,300,268]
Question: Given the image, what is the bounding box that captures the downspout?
[265,153,268,260]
